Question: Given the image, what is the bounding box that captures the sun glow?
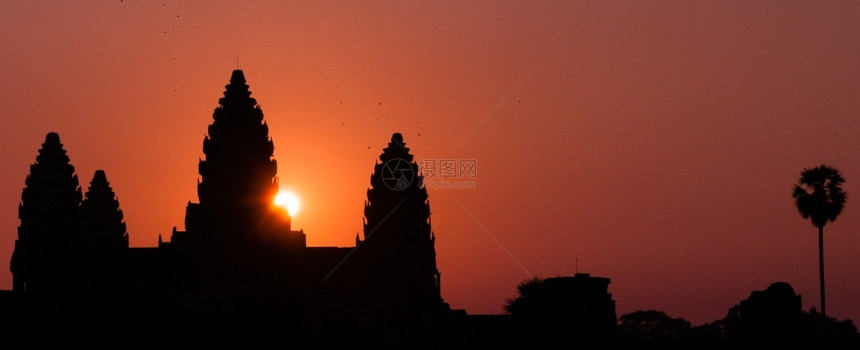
[274,191,300,217]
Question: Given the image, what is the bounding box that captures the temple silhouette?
[5,69,853,349]
[3,70,618,348]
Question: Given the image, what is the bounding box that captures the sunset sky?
[1,1,858,325]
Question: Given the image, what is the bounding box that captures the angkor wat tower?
[11,133,83,292]
[173,70,304,296]
[358,133,446,315]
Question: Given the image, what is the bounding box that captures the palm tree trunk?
[819,225,826,316]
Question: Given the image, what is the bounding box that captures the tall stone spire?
[195,70,284,235]
[80,170,128,287]
[360,133,445,315]
[364,133,431,244]
[198,70,279,209]
[181,70,300,296]
[11,132,83,292]
[81,170,129,251]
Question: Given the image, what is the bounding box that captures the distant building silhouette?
[504,273,617,346]
[704,282,860,348]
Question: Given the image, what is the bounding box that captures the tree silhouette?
[503,277,543,316]
[721,282,803,345]
[705,282,860,347]
[792,164,846,316]
[619,310,692,341]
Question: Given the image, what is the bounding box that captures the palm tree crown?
[792,164,846,228]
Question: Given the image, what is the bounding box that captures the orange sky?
[1,1,858,325]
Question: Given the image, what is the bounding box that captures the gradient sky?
[1,1,858,325]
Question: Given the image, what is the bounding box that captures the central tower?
[182,70,303,291]
[198,70,280,218]
[178,70,305,297]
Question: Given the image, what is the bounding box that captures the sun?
[274,191,300,216]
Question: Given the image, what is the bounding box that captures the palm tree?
[503,277,544,315]
[792,164,846,316]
